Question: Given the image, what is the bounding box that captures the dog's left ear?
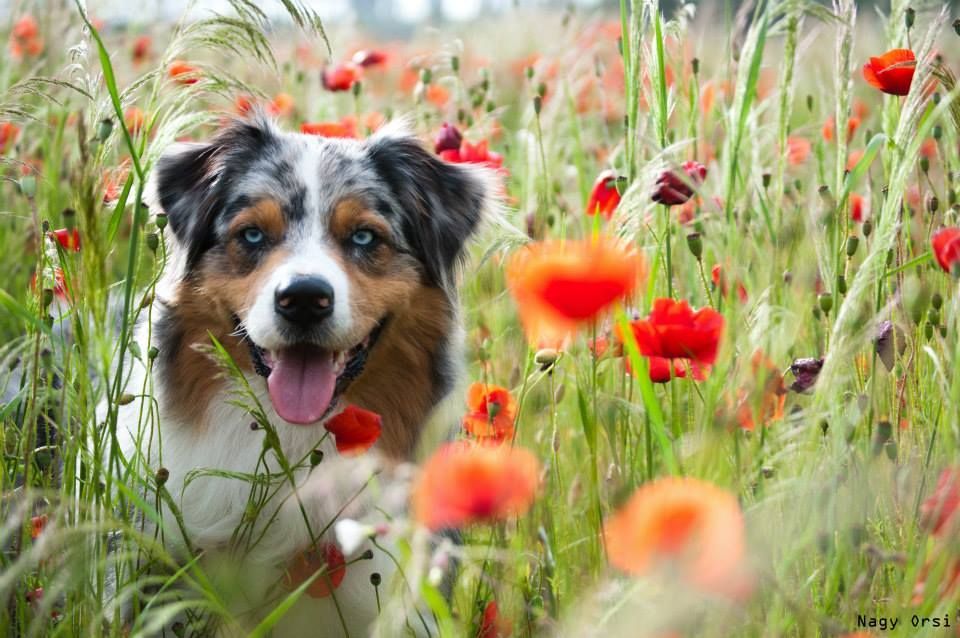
[365,126,493,287]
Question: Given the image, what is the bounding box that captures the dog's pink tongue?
[267,348,336,425]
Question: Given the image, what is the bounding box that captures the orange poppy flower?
[124,106,146,135]
[822,116,860,143]
[604,476,747,597]
[734,351,786,431]
[785,136,811,165]
[477,600,513,638]
[0,122,20,153]
[425,83,450,108]
[324,405,382,455]
[284,542,346,598]
[462,383,517,443]
[30,514,47,540]
[585,170,622,219]
[506,237,645,348]
[235,94,255,116]
[168,60,200,85]
[626,298,724,367]
[269,93,295,118]
[711,264,748,303]
[863,48,915,96]
[301,119,357,139]
[412,442,540,531]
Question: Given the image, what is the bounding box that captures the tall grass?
[1,1,959,637]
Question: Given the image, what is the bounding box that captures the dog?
[111,112,493,636]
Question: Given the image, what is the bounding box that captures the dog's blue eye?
[350,229,375,247]
[242,227,265,245]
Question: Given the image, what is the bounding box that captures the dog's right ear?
[151,114,277,267]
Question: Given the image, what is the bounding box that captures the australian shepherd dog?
[111,112,492,636]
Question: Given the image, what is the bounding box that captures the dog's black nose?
[275,276,334,325]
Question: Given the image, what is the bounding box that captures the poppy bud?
[433,122,462,154]
[691,58,700,75]
[862,219,873,236]
[310,449,324,467]
[762,173,771,188]
[148,346,159,360]
[155,467,169,486]
[905,7,915,29]
[117,393,136,405]
[156,213,168,231]
[925,322,934,339]
[97,118,114,142]
[19,175,36,198]
[533,95,542,115]
[941,324,948,337]
[928,307,940,325]
[370,572,382,587]
[806,95,814,112]
[686,232,703,260]
[534,348,558,369]
[932,292,943,310]
[41,288,54,308]
[920,157,930,173]
[146,232,159,253]
[927,195,939,213]
[352,80,362,97]
[818,292,833,314]
[933,125,943,141]
[451,56,460,73]
[537,82,547,99]
[419,68,432,85]
[837,275,847,295]
[846,235,859,257]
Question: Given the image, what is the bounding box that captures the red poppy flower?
[322,63,361,92]
[604,476,749,598]
[235,94,255,116]
[439,139,504,170]
[412,442,540,531]
[920,467,960,536]
[462,383,517,443]
[651,161,706,206]
[168,60,200,85]
[863,48,916,96]
[627,298,724,366]
[506,237,645,348]
[300,118,357,139]
[132,35,151,65]
[10,15,43,59]
[434,122,463,154]
[49,228,80,252]
[586,170,622,219]
[12,15,39,41]
[284,542,346,598]
[0,122,20,153]
[352,49,388,68]
[324,405,382,455]
[850,193,866,222]
[30,267,68,300]
[30,514,47,540]
[932,227,960,275]
[478,600,513,638]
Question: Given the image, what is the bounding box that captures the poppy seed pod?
[155,467,169,486]
[818,292,833,314]
[905,7,915,29]
[310,448,324,467]
[155,213,168,231]
[927,195,939,213]
[370,573,382,587]
[932,292,943,310]
[862,219,873,236]
[846,235,859,257]
[837,275,847,295]
[686,232,703,260]
[146,232,159,253]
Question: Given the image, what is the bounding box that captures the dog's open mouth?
[243,320,386,426]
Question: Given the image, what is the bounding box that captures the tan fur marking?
[228,199,286,241]
[329,198,392,243]
[345,286,452,458]
[164,248,290,431]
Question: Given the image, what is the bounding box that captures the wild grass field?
[2,0,960,636]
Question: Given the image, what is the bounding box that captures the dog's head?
[153,114,491,426]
